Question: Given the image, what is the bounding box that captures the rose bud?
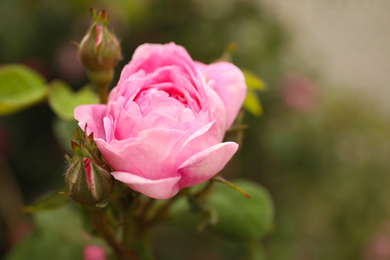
[65,156,114,207]
[78,9,121,72]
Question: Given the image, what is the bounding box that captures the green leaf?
[5,206,84,260]
[242,70,265,116]
[243,70,266,91]
[0,64,48,115]
[6,205,108,260]
[208,179,274,241]
[243,89,263,116]
[24,189,71,213]
[48,80,99,120]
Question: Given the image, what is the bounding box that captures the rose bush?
[75,43,246,199]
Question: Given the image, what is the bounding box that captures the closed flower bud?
[78,10,121,72]
[65,157,114,207]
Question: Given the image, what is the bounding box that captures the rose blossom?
[75,42,246,199]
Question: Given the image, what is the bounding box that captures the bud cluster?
[65,129,114,207]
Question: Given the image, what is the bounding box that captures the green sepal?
[71,141,83,157]
[87,132,95,146]
[89,161,114,203]
[65,156,113,207]
[64,154,73,164]
[65,158,97,206]
[72,126,85,143]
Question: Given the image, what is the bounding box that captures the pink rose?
[75,43,246,199]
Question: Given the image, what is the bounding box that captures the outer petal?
[204,86,227,136]
[111,172,181,199]
[177,121,220,166]
[178,142,238,188]
[95,128,184,180]
[74,104,107,139]
[201,62,247,128]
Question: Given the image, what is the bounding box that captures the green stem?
[138,197,156,222]
[121,195,155,260]
[212,176,250,198]
[87,69,114,104]
[194,179,214,200]
[122,208,134,250]
[246,239,256,260]
[99,83,109,104]
[226,124,248,133]
[142,192,183,230]
[90,209,138,260]
[121,190,139,248]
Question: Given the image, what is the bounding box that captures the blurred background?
[1,0,390,259]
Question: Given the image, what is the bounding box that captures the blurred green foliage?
[1,0,389,260]
[0,65,47,115]
[48,81,98,120]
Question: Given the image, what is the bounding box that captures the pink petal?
[178,142,238,188]
[132,110,178,135]
[111,172,181,199]
[103,117,113,143]
[74,104,107,139]
[204,86,227,135]
[202,62,247,128]
[113,106,139,140]
[110,71,147,104]
[177,121,220,166]
[95,129,184,180]
[124,43,196,76]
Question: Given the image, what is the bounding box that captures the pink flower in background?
[55,43,86,84]
[75,43,246,199]
[363,234,390,260]
[83,245,106,260]
[281,73,319,112]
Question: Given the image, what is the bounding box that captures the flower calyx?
[65,130,114,207]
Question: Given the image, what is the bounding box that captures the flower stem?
[246,239,256,260]
[139,197,156,221]
[90,209,138,260]
[194,179,214,199]
[87,69,114,104]
[142,191,184,230]
[212,176,250,198]
[99,83,109,104]
[226,124,248,133]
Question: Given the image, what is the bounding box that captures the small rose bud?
[78,9,121,72]
[65,157,114,207]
